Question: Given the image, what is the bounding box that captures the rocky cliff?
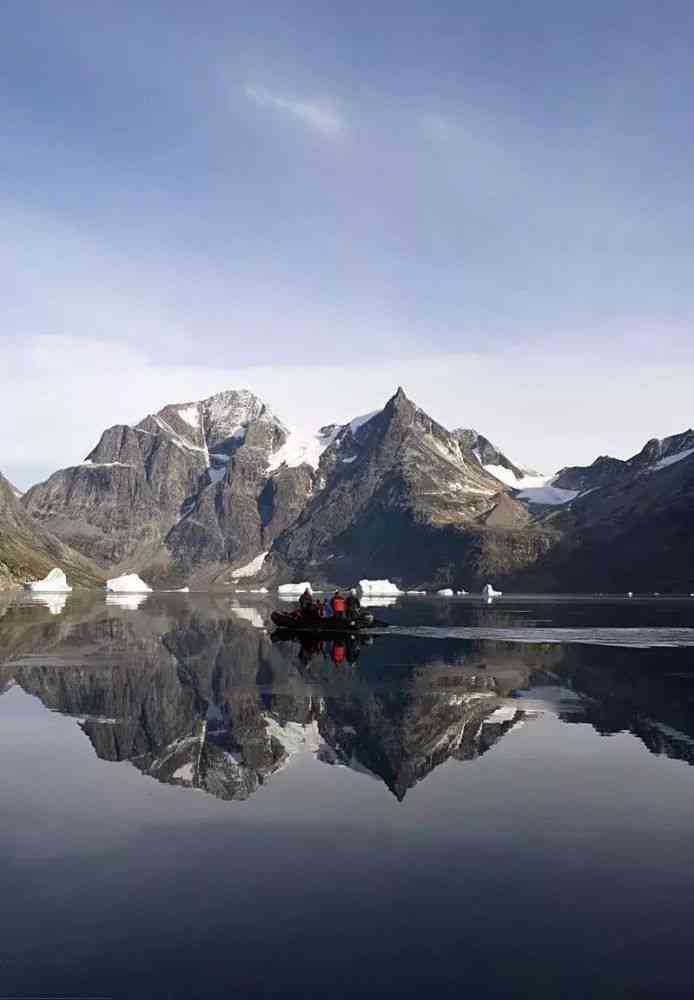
[0,470,104,590]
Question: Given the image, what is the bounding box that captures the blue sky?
[2,1,694,487]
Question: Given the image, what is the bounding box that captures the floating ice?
[357,579,403,596]
[278,581,312,595]
[106,573,152,593]
[436,588,454,597]
[482,583,503,598]
[28,568,72,593]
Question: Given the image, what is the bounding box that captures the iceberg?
[481,583,503,598]
[406,590,427,595]
[436,588,454,597]
[28,567,72,593]
[457,589,468,596]
[277,582,312,595]
[357,579,403,597]
[106,573,152,593]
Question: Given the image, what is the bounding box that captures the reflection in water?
[27,592,69,615]
[105,592,150,611]
[2,595,694,802]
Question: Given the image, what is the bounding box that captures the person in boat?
[323,597,333,618]
[346,588,361,620]
[331,590,347,619]
[299,588,313,615]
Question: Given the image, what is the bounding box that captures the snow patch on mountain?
[177,404,201,430]
[232,551,268,579]
[485,465,548,490]
[516,484,580,506]
[653,446,694,471]
[267,426,339,472]
[81,461,135,469]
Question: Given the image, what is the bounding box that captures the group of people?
[298,587,361,621]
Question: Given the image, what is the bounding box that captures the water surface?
[2,592,694,998]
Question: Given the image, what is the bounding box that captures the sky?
[2,1,694,489]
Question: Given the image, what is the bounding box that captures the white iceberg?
[106,573,152,593]
[277,582,312,595]
[357,579,403,597]
[482,583,503,598]
[406,590,427,595]
[457,589,468,596]
[436,588,455,597]
[28,567,72,593]
[360,596,398,607]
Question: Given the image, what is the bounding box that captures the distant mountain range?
[2,386,693,591]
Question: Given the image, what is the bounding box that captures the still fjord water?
[2,593,694,998]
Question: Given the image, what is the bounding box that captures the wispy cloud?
[245,86,342,136]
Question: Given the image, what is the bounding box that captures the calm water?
[3,592,694,998]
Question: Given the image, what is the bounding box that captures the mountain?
[17,387,694,592]
[553,429,694,492]
[519,436,694,591]
[22,389,315,582]
[0,469,104,590]
[452,428,533,485]
[22,387,548,588]
[268,388,551,587]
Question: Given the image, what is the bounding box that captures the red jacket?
[332,593,346,613]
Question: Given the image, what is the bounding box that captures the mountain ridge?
[11,387,694,591]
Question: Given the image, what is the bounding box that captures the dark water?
[3,592,694,999]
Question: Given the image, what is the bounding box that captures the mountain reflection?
[2,595,694,801]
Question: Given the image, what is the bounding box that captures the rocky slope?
[519,442,694,591]
[0,470,104,590]
[453,428,533,484]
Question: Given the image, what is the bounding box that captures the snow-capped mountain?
[554,429,694,492]
[15,387,694,592]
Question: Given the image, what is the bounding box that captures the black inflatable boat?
[270,610,388,633]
